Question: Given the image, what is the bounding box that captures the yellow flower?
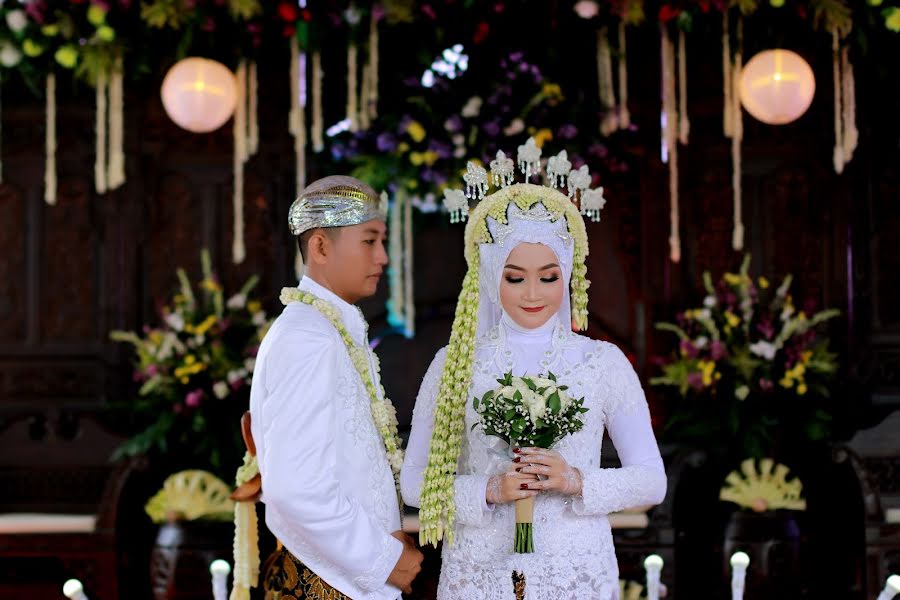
[41,24,60,36]
[193,315,217,337]
[886,7,900,32]
[725,311,741,328]
[724,273,742,286]
[699,360,717,386]
[87,4,108,26]
[397,142,410,153]
[201,278,221,293]
[185,355,196,365]
[54,45,78,69]
[758,276,770,289]
[801,350,813,364]
[247,301,261,314]
[23,39,45,57]
[780,376,793,388]
[406,121,426,143]
[533,128,553,148]
[97,26,115,42]
[797,383,808,395]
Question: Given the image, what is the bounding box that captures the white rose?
[0,42,22,68]
[6,10,28,34]
[213,381,229,399]
[226,293,246,310]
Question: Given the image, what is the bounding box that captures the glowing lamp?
[739,49,815,125]
[161,58,237,133]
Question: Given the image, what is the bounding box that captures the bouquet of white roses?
[473,371,587,552]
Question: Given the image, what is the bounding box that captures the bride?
[400,145,666,599]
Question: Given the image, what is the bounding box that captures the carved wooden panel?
[681,154,737,287]
[41,177,100,341]
[873,165,900,330]
[145,173,205,309]
[0,360,104,400]
[221,170,277,301]
[0,184,26,342]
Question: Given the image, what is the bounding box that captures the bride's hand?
[486,464,539,505]
[514,447,583,496]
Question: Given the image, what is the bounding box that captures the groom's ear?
[303,228,340,265]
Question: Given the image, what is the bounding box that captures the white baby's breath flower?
[226,293,247,310]
[213,381,229,399]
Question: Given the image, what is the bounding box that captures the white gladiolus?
[226,293,247,310]
[164,311,185,332]
[704,295,717,307]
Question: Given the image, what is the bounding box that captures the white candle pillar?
[730,551,750,600]
[210,559,231,600]
[876,574,900,600]
[644,554,664,600]
[62,579,89,600]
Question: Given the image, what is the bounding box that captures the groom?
[250,175,423,599]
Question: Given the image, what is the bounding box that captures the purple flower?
[680,339,700,358]
[483,119,501,138]
[185,389,204,408]
[25,0,48,23]
[687,372,704,391]
[759,378,774,392]
[557,124,578,140]
[145,364,159,378]
[376,132,397,152]
[444,115,462,132]
[428,140,452,159]
[757,318,774,340]
[710,340,727,361]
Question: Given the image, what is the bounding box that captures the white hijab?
[476,201,575,338]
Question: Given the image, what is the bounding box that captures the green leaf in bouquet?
[512,419,526,433]
[655,322,690,341]
[548,372,557,382]
[548,391,561,415]
[473,397,479,410]
[504,409,517,420]
[524,378,538,392]
[728,347,761,381]
[513,390,522,401]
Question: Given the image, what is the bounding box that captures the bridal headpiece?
[418,139,608,547]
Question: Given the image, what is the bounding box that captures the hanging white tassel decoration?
[678,29,690,145]
[232,60,248,264]
[311,52,324,152]
[347,41,359,132]
[359,61,371,130]
[841,44,858,164]
[722,10,733,138]
[45,73,57,206]
[731,19,744,251]
[617,20,630,129]
[402,185,415,338]
[368,10,379,120]
[94,66,108,194]
[248,60,259,157]
[597,26,618,136]
[387,191,405,326]
[662,25,680,263]
[831,30,844,174]
[289,37,308,278]
[107,54,126,190]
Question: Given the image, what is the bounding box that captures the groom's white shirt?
[250,276,403,600]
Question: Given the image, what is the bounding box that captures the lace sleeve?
[400,348,494,527]
[571,343,667,516]
[400,347,448,507]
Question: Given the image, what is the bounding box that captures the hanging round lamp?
[161,58,237,133]
[740,49,815,125]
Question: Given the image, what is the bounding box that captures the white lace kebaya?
[400,194,667,599]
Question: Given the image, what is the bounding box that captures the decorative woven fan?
[719,458,806,512]
[145,470,235,523]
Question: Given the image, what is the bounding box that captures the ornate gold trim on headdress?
[288,175,387,236]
